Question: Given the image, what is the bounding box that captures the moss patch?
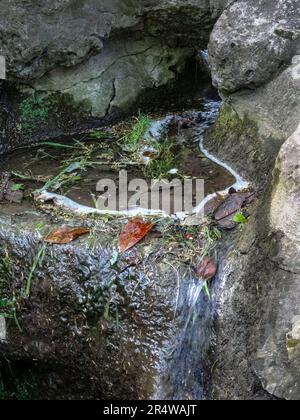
[18,92,91,141]
[46,92,91,130]
[19,94,49,139]
[212,104,258,142]
[287,338,300,349]
[203,102,280,187]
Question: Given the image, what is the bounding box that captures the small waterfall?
[183,280,207,333]
[156,98,250,401]
[157,273,215,400]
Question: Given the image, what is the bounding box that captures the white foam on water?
[193,137,250,216]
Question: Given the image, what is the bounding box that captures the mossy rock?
[212,104,258,143]
[203,103,283,187]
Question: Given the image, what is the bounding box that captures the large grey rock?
[204,127,300,400]
[32,37,192,117]
[0,0,140,81]
[204,42,300,187]
[209,0,300,92]
[203,1,300,398]
[0,0,233,76]
[270,124,300,273]
[0,0,229,121]
[0,0,227,82]
[253,126,300,400]
[229,58,300,139]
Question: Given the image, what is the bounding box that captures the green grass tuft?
[122,115,152,151]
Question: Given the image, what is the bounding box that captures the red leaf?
[196,257,218,280]
[45,226,90,244]
[118,218,155,253]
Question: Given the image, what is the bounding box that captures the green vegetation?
[35,140,99,194]
[213,104,257,142]
[201,225,222,257]
[114,113,181,179]
[25,245,46,297]
[0,243,46,329]
[10,183,24,192]
[233,212,248,224]
[89,130,114,140]
[18,92,92,140]
[0,376,34,401]
[121,114,152,151]
[143,140,178,179]
[19,94,49,139]
[287,338,300,349]
[34,221,47,233]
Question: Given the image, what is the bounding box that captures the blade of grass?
[25,244,46,297]
[13,309,22,333]
[203,281,211,300]
[39,142,79,149]
[12,172,31,180]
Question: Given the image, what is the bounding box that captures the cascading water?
[154,98,250,401]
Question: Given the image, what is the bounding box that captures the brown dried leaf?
[45,226,90,244]
[214,191,256,230]
[214,191,255,221]
[204,194,225,215]
[196,257,218,280]
[118,218,155,253]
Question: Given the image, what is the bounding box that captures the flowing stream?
[0,90,251,400]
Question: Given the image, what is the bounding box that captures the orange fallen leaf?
[45,226,90,244]
[196,256,218,280]
[118,218,155,253]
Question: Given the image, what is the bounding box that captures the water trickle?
[185,281,207,330]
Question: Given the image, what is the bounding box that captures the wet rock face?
[0,0,228,118]
[205,131,300,399]
[0,214,198,399]
[209,0,300,92]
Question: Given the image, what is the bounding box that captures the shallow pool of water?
[0,105,236,216]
